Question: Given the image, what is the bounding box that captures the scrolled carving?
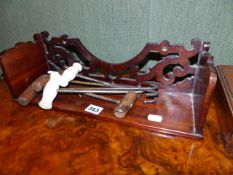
[136,39,200,85]
[35,32,205,87]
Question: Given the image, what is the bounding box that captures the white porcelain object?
[39,63,82,109]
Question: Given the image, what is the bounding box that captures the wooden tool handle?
[32,74,50,92]
[15,85,37,106]
[15,74,50,106]
[114,91,138,119]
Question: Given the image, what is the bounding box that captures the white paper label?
[147,114,163,122]
[85,104,103,115]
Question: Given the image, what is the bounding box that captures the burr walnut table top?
[0,80,232,175]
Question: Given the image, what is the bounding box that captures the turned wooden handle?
[114,91,138,119]
[15,85,38,106]
[32,74,50,92]
[16,74,50,106]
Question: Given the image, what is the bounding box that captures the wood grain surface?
[0,80,232,175]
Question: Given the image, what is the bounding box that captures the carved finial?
[33,31,49,41]
[159,40,170,55]
[203,42,210,52]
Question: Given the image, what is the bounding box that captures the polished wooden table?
[0,81,232,175]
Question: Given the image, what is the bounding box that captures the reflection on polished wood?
[0,81,232,175]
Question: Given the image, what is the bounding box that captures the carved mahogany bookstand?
[0,32,217,139]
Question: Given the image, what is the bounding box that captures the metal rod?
[71,80,105,87]
[58,88,143,94]
[84,93,120,104]
[58,86,156,93]
[76,74,114,87]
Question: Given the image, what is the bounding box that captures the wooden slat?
[0,38,48,98]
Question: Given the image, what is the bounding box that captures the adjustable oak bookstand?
[0,32,217,139]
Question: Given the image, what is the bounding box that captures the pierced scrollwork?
[34,32,204,87]
[135,39,202,86]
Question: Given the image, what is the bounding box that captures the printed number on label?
[85,104,103,115]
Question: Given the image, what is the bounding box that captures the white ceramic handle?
[38,71,61,109]
[39,63,82,110]
[60,63,82,87]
